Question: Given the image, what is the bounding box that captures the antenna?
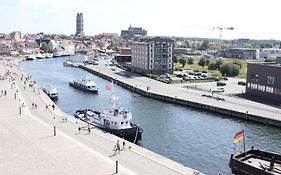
[213,26,234,49]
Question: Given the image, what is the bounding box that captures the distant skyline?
[1,0,281,40]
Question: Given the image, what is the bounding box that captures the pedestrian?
[87,123,91,134]
[35,103,37,108]
[113,140,121,155]
[78,125,81,133]
[122,140,126,151]
[186,86,188,91]
[32,102,34,108]
[46,104,48,109]
[52,104,55,111]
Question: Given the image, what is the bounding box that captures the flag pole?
[243,130,246,155]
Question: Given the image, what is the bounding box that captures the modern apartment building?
[131,37,174,75]
[75,13,85,37]
[246,62,281,103]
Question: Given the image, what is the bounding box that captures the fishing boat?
[42,84,58,100]
[69,79,99,93]
[74,84,143,143]
[229,146,281,175]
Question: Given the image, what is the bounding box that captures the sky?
[1,0,281,40]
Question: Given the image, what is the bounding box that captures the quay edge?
[80,65,281,128]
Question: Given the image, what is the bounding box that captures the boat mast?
[110,81,117,109]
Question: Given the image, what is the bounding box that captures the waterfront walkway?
[0,57,202,175]
[82,60,281,126]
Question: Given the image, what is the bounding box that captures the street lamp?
[53,116,56,136]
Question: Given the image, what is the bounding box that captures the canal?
[21,56,281,174]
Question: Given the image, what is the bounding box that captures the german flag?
[233,130,244,143]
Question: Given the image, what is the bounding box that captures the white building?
[260,48,281,59]
[131,37,174,75]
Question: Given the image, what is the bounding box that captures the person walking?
[87,123,91,134]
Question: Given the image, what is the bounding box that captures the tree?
[187,58,194,66]
[199,39,210,50]
[205,59,210,66]
[198,57,206,67]
[174,56,179,63]
[219,63,240,77]
[208,61,217,70]
[40,42,51,53]
[215,58,223,69]
[232,60,242,69]
[179,58,186,67]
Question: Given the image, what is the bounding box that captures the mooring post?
[116,160,118,174]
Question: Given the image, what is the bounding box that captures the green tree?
[187,58,194,66]
[40,42,50,53]
[205,59,210,66]
[179,58,186,67]
[244,43,253,48]
[174,56,178,63]
[208,61,217,70]
[199,39,210,50]
[198,57,206,67]
[215,58,223,69]
[232,60,242,69]
[219,63,240,77]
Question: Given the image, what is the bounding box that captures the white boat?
[45,53,53,58]
[36,53,46,59]
[74,86,142,143]
[63,60,73,66]
[69,79,99,93]
[42,84,58,100]
[26,55,36,61]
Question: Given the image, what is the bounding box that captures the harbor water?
[21,56,281,174]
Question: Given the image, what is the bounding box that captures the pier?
[79,60,281,128]
[0,57,203,175]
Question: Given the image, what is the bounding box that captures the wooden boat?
[229,146,281,175]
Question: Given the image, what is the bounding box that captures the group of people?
[31,102,38,108]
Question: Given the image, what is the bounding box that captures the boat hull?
[69,82,98,93]
[74,110,142,143]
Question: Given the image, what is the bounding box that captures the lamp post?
[53,116,56,136]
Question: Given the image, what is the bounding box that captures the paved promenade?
[84,60,281,124]
[0,57,202,175]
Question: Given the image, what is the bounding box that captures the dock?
[79,60,281,127]
[0,57,203,175]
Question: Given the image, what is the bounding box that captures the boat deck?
[243,156,281,174]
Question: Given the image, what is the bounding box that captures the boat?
[36,53,46,59]
[69,79,99,93]
[42,84,59,100]
[229,146,281,175]
[45,53,53,58]
[53,52,61,57]
[74,90,143,143]
[63,60,74,66]
[26,55,36,61]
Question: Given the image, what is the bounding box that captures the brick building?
[246,62,281,103]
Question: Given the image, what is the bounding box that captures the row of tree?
[175,56,242,77]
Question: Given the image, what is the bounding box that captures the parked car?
[238,81,246,86]
[212,87,225,92]
[217,81,226,86]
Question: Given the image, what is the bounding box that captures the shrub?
[219,63,240,77]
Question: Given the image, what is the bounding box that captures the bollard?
[54,126,56,136]
[116,160,118,174]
